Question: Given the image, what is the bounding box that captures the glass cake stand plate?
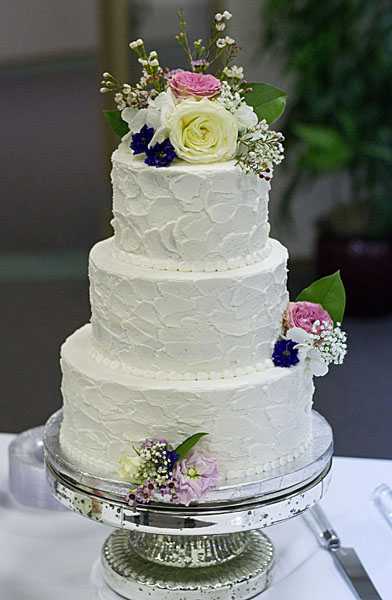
[43,410,333,600]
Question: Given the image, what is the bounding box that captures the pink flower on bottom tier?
[284,301,333,334]
[169,71,222,99]
[173,451,220,506]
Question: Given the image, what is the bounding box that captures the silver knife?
[303,503,383,599]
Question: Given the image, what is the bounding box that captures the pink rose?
[284,301,333,334]
[169,71,222,99]
[173,451,220,506]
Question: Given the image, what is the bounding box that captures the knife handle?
[303,503,340,549]
[373,483,392,528]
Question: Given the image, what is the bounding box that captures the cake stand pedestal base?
[43,410,333,600]
[102,529,274,600]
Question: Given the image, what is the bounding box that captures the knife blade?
[304,503,383,600]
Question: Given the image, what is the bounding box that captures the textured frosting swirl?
[111,147,270,271]
[89,238,289,377]
[60,325,314,481]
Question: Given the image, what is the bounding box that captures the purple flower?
[272,339,299,368]
[144,138,177,167]
[191,59,209,71]
[164,68,185,79]
[155,446,180,473]
[125,477,157,507]
[173,451,220,506]
[130,124,154,154]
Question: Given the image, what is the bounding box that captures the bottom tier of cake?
[59,324,314,481]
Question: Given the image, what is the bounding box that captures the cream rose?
[118,454,142,481]
[167,97,238,163]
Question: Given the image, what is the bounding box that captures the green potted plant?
[261,0,392,316]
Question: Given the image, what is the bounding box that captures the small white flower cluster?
[216,80,242,112]
[138,441,173,486]
[214,80,257,133]
[216,35,235,48]
[214,10,232,22]
[237,120,285,179]
[223,65,244,80]
[114,90,129,110]
[310,321,348,365]
[138,50,160,69]
[129,38,143,49]
[214,11,231,31]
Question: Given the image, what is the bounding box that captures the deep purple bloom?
[130,124,154,154]
[155,447,180,473]
[164,68,185,79]
[191,59,209,68]
[272,339,299,368]
[144,138,177,167]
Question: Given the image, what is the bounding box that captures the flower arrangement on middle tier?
[100,9,286,178]
[272,271,348,376]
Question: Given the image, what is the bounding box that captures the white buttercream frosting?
[87,340,273,381]
[89,237,289,376]
[111,148,271,270]
[60,325,314,480]
[111,238,272,272]
[59,148,317,485]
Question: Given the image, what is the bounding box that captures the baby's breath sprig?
[310,321,348,366]
[237,121,285,179]
[122,439,181,510]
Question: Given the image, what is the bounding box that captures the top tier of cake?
[111,145,271,272]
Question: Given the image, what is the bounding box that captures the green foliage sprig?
[174,432,209,460]
[296,271,346,324]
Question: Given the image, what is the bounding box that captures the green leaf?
[296,271,346,324]
[174,432,209,460]
[294,124,345,148]
[103,109,129,137]
[299,150,350,171]
[294,124,352,171]
[243,82,287,124]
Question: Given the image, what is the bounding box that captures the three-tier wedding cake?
[59,10,346,505]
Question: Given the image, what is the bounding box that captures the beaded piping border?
[60,434,312,482]
[110,239,272,273]
[88,342,273,382]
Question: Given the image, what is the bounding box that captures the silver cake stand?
[43,410,333,600]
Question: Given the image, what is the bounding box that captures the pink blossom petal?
[169,71,222,99]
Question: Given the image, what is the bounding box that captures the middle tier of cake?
[89,237,289,379]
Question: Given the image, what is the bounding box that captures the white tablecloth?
[0,433,391,600]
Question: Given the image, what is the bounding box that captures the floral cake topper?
[118,432,220,508]
[272,271,348,375]
[100,9,286,178]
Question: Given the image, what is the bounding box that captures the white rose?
[118,454,142,481]
[167,97,238,163]
[234,102,258,133]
